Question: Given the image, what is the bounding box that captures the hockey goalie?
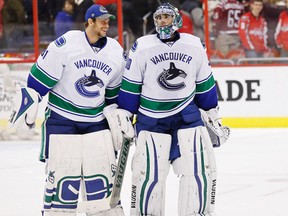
[116,2,230,216]
[8,4,135,216]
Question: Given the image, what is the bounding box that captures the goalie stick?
[77,135,132,213]
[109,135,132,208]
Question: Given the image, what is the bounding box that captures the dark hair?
[64,0,76,8]
[84,17,96,28]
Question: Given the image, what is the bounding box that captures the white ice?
[1,128,288,216]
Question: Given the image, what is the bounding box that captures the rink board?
[1,66,288,128]
[213,66,288,127]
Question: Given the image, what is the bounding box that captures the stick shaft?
[110,136,132,208]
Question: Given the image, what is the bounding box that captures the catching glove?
[200,106,230,147]
[103,104,134,151]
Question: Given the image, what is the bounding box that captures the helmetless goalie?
[117,2,230,216]
[9,4,134,216]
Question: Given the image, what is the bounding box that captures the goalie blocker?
[9,86,40,130]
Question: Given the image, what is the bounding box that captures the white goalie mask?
[153,3,183,39]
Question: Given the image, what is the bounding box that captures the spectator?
[54,0,75,38]
[122,0,144,38]
[239,0,269,58]
[166,0,194,35]
[181,0,204,40]
[38,0,57,36]
[263,0,284,51]
[96,0,144,38]
[23,0,33,24]
[0,0,4,46]
[2,0,27,49]
[275,0,288,57]
[178,9,194,34]
[136,0,161,35]
[74,0,94,30]
[212,0,245,57]
[96,0,115,6]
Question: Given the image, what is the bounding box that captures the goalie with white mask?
[9,4,134,216]
[117,2,230,216]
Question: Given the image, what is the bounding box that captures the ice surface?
[1,128,288,216]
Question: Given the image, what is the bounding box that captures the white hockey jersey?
[29,30,125,122]
[119,33,215,118]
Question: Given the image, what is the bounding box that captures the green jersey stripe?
[140,90,195,112]
[121,79,142,94]
[49,92,105,116]
[105,86,120,98]
[196,75,215,93]
[30,64,58,88]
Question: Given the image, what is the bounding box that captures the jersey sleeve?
[27,39,65,97]
[239,14,254,50]
[105,49,126,105]
[274,12,284,48]
[118,40,145,114]
[194,42,218,110]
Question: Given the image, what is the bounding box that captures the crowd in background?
[211,0,288,60]
[0,0,288,62]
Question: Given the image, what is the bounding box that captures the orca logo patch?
[157,62,187,90]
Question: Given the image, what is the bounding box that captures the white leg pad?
[81,130,116,202]
[43,130,117,215]
[130,131,172,216]
[172,127,217,216]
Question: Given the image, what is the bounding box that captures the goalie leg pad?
[81,130,117,203]
[131,131,172,216]
[172,127,217,216]
[43,134,82,214]
[43,130,117,215]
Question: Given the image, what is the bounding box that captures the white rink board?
[1,66,288,127]
[213,66,288,117]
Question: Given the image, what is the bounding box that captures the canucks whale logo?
[75,70,104,98]
[157,62,187,90]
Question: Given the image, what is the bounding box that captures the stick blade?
[109,195,121,209]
